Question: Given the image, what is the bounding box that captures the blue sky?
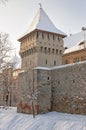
[0,0,86,52]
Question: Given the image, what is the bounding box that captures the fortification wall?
[52,62,86,114]
[17,62,86,115]
[37,69,51,113]
[17,68,51,114]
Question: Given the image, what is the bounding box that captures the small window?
[59,50,62,54]
[46,59,47,64]
[65,60,68,64]
[52,49,55,54]
[48,33,49,39]
[56,49,58,54]
[42,32,44,39]
[48,48,51,53]
[53,35,55,40]
[58,36,60,41]
[44,47,47,53]
[73,80,75,83]
[54,60,56,65]
[73,57,79,63]
[36,32,39,38]
[48,77,49,80]
[58,81,60,84]
[40,47,43,52]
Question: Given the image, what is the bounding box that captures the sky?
[0,0,86,54]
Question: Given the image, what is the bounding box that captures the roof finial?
[39,3,42,8]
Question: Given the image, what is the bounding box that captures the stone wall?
[37,69,51,113]
[51,61,86,114]
[17,61,86,115]
[17,68,52,114]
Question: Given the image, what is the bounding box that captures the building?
[62,29,86,64]
[18,6,66,70]
[0,6,86,115]
[0,55,21,106]
[17,6,86,115]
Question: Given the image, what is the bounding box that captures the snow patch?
[0,107,86,130]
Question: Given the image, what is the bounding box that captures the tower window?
[46,59,47,64]
[47,77,50,80]
[52,49,55,54]
[56,49,58,54]
[48,33,49,39]
[42,32,44,39]
[48,48,51,53]
[58,81,60,84]
[58,36,61,41]
[44,47,47,53]
[53,35,55,40]
[40,47,43,52]
[73,80,75,83]
[54,60,56,65]
[36,31,39,38]
[59,50,62,54]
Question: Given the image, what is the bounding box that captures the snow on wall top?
[33,61,86,71]
[19,7,66,40]
[63,30,86,54]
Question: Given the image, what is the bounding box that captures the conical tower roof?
[19,7,66,40]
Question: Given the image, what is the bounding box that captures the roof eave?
[18,29,67,42]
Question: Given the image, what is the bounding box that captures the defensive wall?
[17,61,86,115]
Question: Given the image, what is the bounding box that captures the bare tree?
[0,32,14,106]
[0,0,8,4]
[0,32,13,71]
[27,89,40,118]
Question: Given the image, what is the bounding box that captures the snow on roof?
[64,30,86,48]
[19,7,66,40]
[64,42,86,54]
[63,30,86,54]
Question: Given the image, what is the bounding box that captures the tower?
[18,6,66,70]
[17,6,66,114]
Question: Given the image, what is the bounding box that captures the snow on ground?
[0,107,86,130]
